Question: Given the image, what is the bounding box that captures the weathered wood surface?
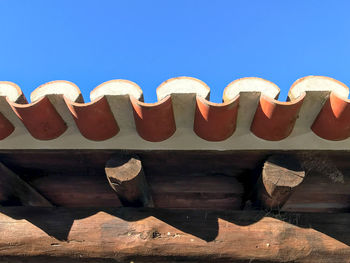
[282,169,349,212]
[28,174,122,207]
[0,208,350,262]
[105,155,153,207]
[25,173,243,209]
[0,150,348,212]
[253,155,305,210]
[0,163,52,206]
[1,150,349,177]
[150,174,244,209]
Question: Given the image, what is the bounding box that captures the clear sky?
[0,0,349,102]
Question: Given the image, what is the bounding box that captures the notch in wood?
[105,155,153,207]
[253,155,305,210]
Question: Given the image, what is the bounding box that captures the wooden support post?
[0,163,53,207]
[105,155,153,207]
[253,155,305,210]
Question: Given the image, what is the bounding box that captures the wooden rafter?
[0,162,52,207]
[105,155,153,207]
[253,155,305,210]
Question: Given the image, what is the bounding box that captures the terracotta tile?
[312,92,350,140]
[251,94,304,141]
[130,95,176,142]
[0,76,349,145]
[65,96,119,141]
[0,112,14,140]
[194,96,238,141]
[10,97,67,140]
[157,76,210,100]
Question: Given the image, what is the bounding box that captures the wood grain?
[0,207,350,262]
[0,162,52,207]
[149,174,243,209]
[253,155,305,210]
[105,155,153,207]
[0,150,348,212]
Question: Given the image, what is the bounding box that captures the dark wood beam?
[149,174,244,209]
[0,150,348,212]
[0,207,350,262]
[253,155,305,210]
[0,163,53,207]
[105,155,153,207]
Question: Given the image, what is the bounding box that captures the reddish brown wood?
[105,155,153,207]
[282,158,350,212]
[0,150,349,212]
[0,163,52,206]
[1,207,350,262]
[254,155,305,210]
[28,174,121,207]
[22,173,242,209]
[149,175,243,209]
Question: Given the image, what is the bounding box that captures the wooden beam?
[0,207,350,262]
[149,174,244,209]
[253,155,305,210]
[0,163,53,207]
[2,150,349,212]
[105,155,153,207]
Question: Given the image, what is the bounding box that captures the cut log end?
[105,157,142,182]
[105,155,153,207]
[254,155,305,210]
[263,155,305,195]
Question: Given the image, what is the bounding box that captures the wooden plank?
[1,150,350,177]
[24,174,242,209]
[149,174,244,209]
[28,174,121,207]
[0,207,350,262]
[253,155,305,210]
[0,150,349,212]
[0,163,52,207]
[283,168,350,212]
[105,155,153,207]
[0,150,269,176]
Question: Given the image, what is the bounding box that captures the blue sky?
[0,1,349,102]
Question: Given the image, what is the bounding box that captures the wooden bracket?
[105,155,153,207]
[253,155,305,210]
[0,162,53,207]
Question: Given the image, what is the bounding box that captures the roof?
[0,75,348,150]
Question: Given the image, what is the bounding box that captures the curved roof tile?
[0,76,347,149]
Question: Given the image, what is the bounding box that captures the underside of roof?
[1,74,350,261]
[0,149,348,211]
[1,149,350,262]
[0,75,349,150]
